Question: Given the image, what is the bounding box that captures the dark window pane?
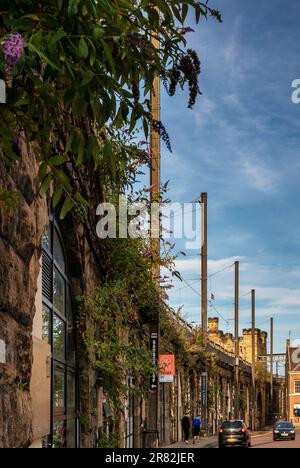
[42,224,52,251]
[42,304,50,344]
[53,366,65,414]
[42,435,51,449]
[66,419,77,449]
[52,421,66,449]
[53,315,65,360]
[66,287,76,365]
[53,268,65,315]
[222,421,243,429]
[67,372,76,413]
[53,228,65,272]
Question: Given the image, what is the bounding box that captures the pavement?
[165,427,300,449]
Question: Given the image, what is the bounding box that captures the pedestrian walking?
[192,415,202,444]
[182,414,191,444]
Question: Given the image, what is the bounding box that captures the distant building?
[287,347,300,426]
[208,317,268,363]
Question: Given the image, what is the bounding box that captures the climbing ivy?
[77,236,162,421]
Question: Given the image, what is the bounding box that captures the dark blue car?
[273,421,296,441]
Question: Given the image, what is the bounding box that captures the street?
[166,428,300,449]
[251,429,300,449]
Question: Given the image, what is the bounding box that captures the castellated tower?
[208,317,219,334]
[208,318,234,354]
[223,333,234,354]
[208,317,268,364]
[241,329,268,363]
[208,318,224,348]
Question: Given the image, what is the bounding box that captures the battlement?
[208,317,219,334]
[208,318,268,364]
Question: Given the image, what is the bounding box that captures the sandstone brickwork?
[0,136,48,448]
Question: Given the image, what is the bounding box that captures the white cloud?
[240,159,278,195]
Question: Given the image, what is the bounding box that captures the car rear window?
[222,421,243,429]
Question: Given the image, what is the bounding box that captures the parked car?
[219,420,251,448]
[273,421,296,441]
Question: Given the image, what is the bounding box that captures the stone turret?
[207,318,268,364]
[208,317,219,335]
[224,333,234,354]
[241,328,268,363]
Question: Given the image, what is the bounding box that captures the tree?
[0,0,221,217]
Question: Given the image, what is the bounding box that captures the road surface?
[251,429,300,449]
[166,428,300,449]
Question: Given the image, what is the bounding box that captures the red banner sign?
[159,355,175,377]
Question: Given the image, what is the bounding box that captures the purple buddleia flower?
[126,34,150,52]
[2,32,25,87]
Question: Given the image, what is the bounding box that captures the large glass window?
[42,217,79,448]
[295,381,300,395]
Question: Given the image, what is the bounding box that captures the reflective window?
[53,421,66,449]
[67,372,76,412]
[53,268,65,315]
[42,218,79,448]
[66,287,76,365]
[53,366,65,414]
[53,315,65,361]
[53,228,65,272]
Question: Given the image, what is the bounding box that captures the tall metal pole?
[286,339,290,421]
[201,193,208,433]
[201,192,208,344]
[234,261,240,419]
[251,289,256,430]
[146,33,161,448]
[270,318,274,419]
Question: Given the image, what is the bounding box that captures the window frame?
[295,380,300,395]
[42,215,80,448]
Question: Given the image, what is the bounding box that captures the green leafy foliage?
[77,237,161,420]
[0,0,221,218]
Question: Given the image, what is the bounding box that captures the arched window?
[42,216,79,448]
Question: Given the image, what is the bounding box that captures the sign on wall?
[0,80,6,103]
[0,339,6,364]
[201,372,207,408]
[150,332,159,391]
[159,355,175,383]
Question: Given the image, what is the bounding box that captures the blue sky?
[159,0,300,360]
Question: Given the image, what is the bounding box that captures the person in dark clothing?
[182,414,191,444]
[192,416,202,444]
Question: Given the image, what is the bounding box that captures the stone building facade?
[0,140,209,449]
[208,317,267,363]
[0,137,284,447]
[207,317,271,429]
[0,138,103,448]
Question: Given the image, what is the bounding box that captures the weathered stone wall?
[0,136,48,448]
[0,136,103,447]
